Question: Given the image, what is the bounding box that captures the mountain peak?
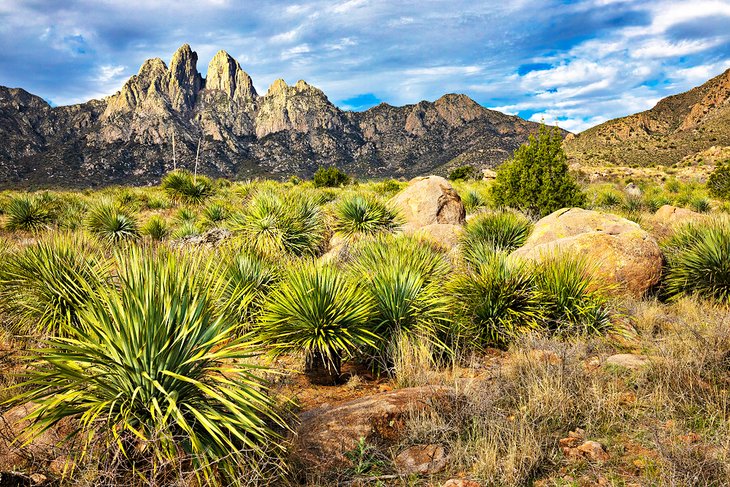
[206,50,256,102]
[168,44,201,111]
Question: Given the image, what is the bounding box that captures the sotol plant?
[333,194,400,239]
[161,169,215,204]
[86,200,140,243]
[13,248,284,483]
[460,210,533,267]
[4,195,54,232]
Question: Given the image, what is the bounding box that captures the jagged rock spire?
[167,44,202,112]
[205,50,257,103]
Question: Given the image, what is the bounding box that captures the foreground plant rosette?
[9,247,286,485]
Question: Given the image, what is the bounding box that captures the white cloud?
[280,43,311,60]
[631,38,722,59]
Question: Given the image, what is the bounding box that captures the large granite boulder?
[390,176,465,231]
[511,208,662,297]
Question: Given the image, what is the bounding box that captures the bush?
[161,169,215,204]
[4,195,54,232]
[448,165,478,181]
[707,159,730,200]
[232,191,325,257]
[12,248,284,483]
[0,234,109,335]
[662,220,730,302]
[449,251,541,347]
[258,263,374,384]
[333,195,400,239]
[202,202,229,226]
[460,211,532,267]
[313,166,350,188]
[86,201,139,244]
[491,124,585,217]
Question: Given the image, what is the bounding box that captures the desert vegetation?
[0,146,729,486]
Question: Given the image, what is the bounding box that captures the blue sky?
[1,0,729,132]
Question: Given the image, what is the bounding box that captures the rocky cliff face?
[565,68,730,167]
[0,44,546,188]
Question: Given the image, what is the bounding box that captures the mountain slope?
[0,44,544,188]
[564,69,730,167]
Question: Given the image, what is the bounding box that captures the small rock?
[605,353,648,370]
[625,183,642,197]
[442,480,482,487]
[394,443,447,474]
[576,440,610,462]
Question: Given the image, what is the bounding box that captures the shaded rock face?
[390,176,466,231]
[0,44,549,188]
[292,386,453,471]
[511,208,663,297]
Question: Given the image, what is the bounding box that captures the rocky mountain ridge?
[0,44,544,188]
[564,68,730,167]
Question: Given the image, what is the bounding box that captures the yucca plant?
[690,197,711,213]
[203,202,230,227]
[333,195,400,239]
[12,248,284,484]
[141,215,169,241]
[4,195,54,232]
[161,169,215,204]
[232,191,325,257]
[462,190,487,213]
[216,250,279,328]
[86,200,139,243]
[662,219,730,302]
[449,252,542,347]
[348,235,450,370]
[258,262,375,384]
[0,233,109,335]
[460,210,533,267]
[532,253,612,335]
[172,220,201,239]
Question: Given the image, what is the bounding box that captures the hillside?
[0,44,545,188]
[564,68,730,167]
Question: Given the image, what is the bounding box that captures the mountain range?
[0,44,543,188]
[564,68,730,167]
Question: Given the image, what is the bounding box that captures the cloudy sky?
[1,0,729,132]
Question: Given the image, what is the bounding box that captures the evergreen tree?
[491,123,584,217]
[708,158,730,200]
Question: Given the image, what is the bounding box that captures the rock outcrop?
[511,208,663,297]
[390,176,466,231]
[0,44,549,188]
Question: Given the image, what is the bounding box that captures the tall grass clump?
[449,252,541,347]
[12,248,284,484]
[86,200,139,244]
[4,195,54,232]
[662,219,730,302]
[0,234,109,335]
[532,254,612,335]
[460,211,533,267]
[348,235,451,371]
[232,191,325,257]
[333,195,400,239]
[161,169,215,204]
[258,262,374,384]
[202,202,230,227]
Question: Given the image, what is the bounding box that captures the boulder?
[652,205,707,237]
[413,223,463,250]
[394,443,447,475]
[171,228,232,248]
[390,176,465,230]
[511,208,662,297]
[292,386,454,471]
[482,169,497,180]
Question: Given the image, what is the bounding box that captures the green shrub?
[172,220,201,239]
[449,252,541,347]
[662,220,730,302]
[462,190,487,213]
[313,166,350,188]
[333,195,400,239]
[448,165,478,181]
[491,124,585,216]
[594,188,624,208]
[4,195,54,232]
[217,250,279,328]
[12,248,284,483]
[203,202,229,226]
[141,215,169,241]
[86,201,139,243]
[707,159,730,200]
[373,179,404,195]
[161,169,215,204]
[0,234,109,335]
[460,211,533,267]
[258,263,375,384]
[175,206,198,223]
[690,197,711,213]
[532,254,612,335]
[232,191,325,257]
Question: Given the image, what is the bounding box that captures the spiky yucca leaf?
[12,247,284,483]
[203,202,230,226]
[333,195,400,238]
[4,195,53,232]
[161,169,215,204]
[258,262,375,382]
[0,233,109,335]
[532,253,612,335]
[350,234,450,283]
[449,252,542,347]
[460,210,532,267]
[141,215,169,241]
[217,250,279,328]
[86,201,139,243]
